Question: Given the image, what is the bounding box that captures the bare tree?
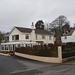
[50,15,68,31]
[50,15,69,45]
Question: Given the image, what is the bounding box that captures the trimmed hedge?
[62,42,75,52]
[62,51,75,58]
[62,42,75,58]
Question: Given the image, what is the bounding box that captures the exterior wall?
[15,46,62,63]
[9,27,55,44]
[22,33,31,41]
[47,35,54,44]
[61,30,75,43]
[31,29,36,42]
[9,28,31,42]
[35,34,54,44]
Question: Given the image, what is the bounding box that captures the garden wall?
[15,44,62,63]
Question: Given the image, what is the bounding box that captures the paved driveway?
[0,54,75,75]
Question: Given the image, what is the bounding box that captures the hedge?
[62,51,75,58]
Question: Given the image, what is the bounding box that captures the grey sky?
[0,0,75,32]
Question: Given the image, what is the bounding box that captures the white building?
[9,23,55,44]
[1,23,55,51]
[61,28,75,43]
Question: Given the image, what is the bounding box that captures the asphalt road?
[0,54,75,75]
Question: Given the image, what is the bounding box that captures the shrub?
[62,52,75,58]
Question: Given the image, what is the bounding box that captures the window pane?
[49,36,51,40]
[15,35,19,40]
[42,35,45,39]
[36,35,37,40]
[65,36,67,39]
[26,34,29,39]
[12,36,14,40]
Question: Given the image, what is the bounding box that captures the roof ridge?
[15,26,31,30]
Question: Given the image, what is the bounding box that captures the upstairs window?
[65,36,67,39]
[42,35,45,39]
[15,35,19,40]
[49,36,52,40]
[36,35,37,40]
[12,36,14,40]
[12,35,19,40]
[26,34,29,39]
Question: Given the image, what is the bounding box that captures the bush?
[62,51,75,58]
[62,42,75,52]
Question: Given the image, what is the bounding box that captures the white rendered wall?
[9,27,55,44]
[9,28,31,42]
[61,30,75,43]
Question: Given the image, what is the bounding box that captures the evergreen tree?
[35,20,44,30]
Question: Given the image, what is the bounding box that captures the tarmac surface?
[0,54,75,75]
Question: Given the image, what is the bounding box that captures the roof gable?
[63,28,75,36]
[9,26,53,36]
[16,27,32,33]
[9,27,22,36]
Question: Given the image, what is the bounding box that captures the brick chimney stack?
[31,22,34,30]
[31,22,35,42]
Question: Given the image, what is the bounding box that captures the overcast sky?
[0,0,75,32]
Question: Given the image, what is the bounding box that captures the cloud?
[0,0,75,32]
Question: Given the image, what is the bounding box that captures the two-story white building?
[9,23,55,44]
[61,28,75,43]
[1,23,55,51]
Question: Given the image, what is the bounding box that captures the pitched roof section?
[35,29,51,35]
[15,26,52,35]
[63,28,75,36]
[16,27,32,33]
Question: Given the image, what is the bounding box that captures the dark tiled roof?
[16,27,32,33]
[63,28,75,36]
[15,27,52,35]
[35,29,51,35]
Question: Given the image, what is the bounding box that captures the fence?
[15,42,75,63]
[15,44,58,57]
[62,42,75,58]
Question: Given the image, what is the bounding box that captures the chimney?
[31,22,35,42]
[31,22,34,30]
